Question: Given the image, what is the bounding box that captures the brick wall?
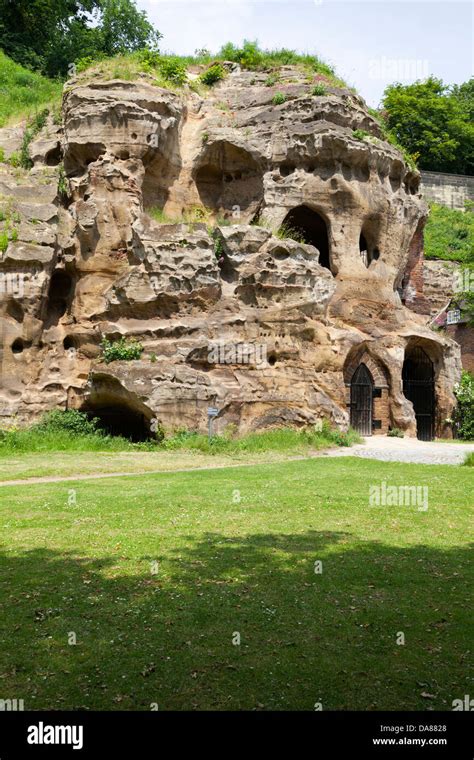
[446,323,474,373]
[400,219,432,314]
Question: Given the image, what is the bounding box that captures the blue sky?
[139,0,473,106]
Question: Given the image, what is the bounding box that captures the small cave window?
[359,229,380,267]
[359,233,369,267]
[281,205,331,271]
[11,338,25,354]
[63,335,76,351]
[268,352,277,366]
[45,270,73,327]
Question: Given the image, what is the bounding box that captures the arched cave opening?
[194,141,263,220]
[82,401,153,442]
[402,346,435,441]
[45,270,73,326]
[281,205,331,271]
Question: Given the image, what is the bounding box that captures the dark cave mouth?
[82,403,154,442]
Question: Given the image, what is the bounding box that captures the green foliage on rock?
[18,108,49,169]
[272,92,286,105]
[312,83,327,96]
[101,336,144,363]
[200,63,226,86]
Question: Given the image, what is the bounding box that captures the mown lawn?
[0,457,471,711]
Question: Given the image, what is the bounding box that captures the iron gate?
[350,364,373,435]
[402,347,435,441]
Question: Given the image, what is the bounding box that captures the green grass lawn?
[0,448,324,482]
[0,457,471,711]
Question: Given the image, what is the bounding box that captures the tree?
[0,0,161,77]
[0,0,100,72]
[99,0,161,57]
[382,77,474,175]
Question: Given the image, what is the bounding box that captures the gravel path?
[325,436,474,465]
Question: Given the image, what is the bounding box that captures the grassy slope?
[0,457,471,711]
[0,51,62,127]
[424,203,474,264]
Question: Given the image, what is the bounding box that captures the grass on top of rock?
[0,52,62,127]
[0,409,360,456]
[147,205,212,226]
[72,41,348,90]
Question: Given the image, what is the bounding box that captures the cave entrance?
[402,347,435,441]
[83,402,153,442]
[45,270,73,327]
[350,363,374,436]
[282,206,331,270]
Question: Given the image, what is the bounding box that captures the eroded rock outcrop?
[0,64,461,438]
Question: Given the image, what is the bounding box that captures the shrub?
[158,57,187,86]
[200,63,226,86]
[276,223,305,243]
[8,151,20,168]
[453,371,474,440]
[0,232,9,253]
[218,40,264,70]
[75,56,104,74]
[57,164,68,199]
[0,148,5,163]
[272,92,286,105]
[352,129,370,141]
[19,108,49,169]
[312,83,327,96]
[265,74,279,87]
[463,452,474,466]
[101,336,144,363]
[388,427,404,438]
[34,409,101,436]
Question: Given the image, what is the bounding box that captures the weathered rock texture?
[0,65,462,438]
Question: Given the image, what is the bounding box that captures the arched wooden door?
[350,364,374,435]
[402,347,435,441]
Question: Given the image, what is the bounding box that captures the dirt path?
[0,437,472,487]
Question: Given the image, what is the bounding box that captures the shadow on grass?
[0,531,471,711]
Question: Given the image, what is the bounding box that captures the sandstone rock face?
[0,65,462,439]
